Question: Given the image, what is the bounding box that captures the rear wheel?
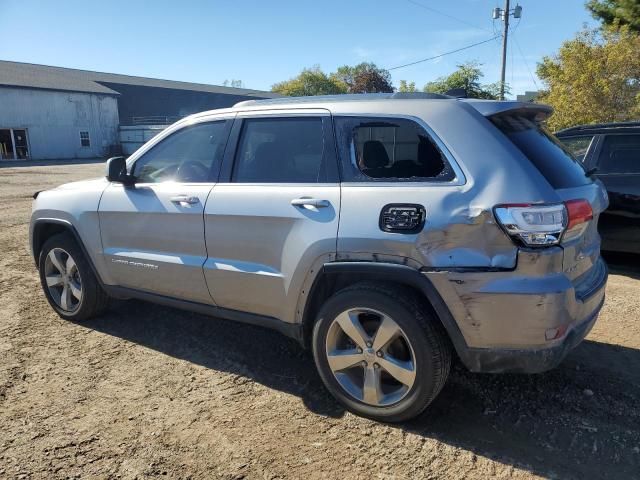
[312,283,451,422]
[38,232,109,321]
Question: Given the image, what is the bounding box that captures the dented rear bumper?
[424,250,608,373]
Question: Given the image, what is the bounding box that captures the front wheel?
[38,232,109,321]
[312,283,451,422]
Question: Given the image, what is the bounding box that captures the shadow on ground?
[81,297,640,480]
[603,251,640,280]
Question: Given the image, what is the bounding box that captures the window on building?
[559,135,594,162]
[597,134,640,174]
[232,117,326,183]
[133,120,229,183]
[80,131,91,147]
[334,117,454,182]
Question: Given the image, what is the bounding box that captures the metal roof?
[0,60,279,97]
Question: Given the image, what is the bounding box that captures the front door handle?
[291,198,331,209]
[170,195,199,205]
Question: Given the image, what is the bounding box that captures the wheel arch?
[31,218,104,286]
[301,262,469,357]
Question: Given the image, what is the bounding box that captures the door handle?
[291,198,331,209]
[170,195,199,205]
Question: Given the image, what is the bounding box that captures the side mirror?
[106,157,134,185]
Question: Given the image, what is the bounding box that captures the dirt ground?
[1,161,639,480]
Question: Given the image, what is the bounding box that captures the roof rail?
[233,92,452,108]
[557,121,640,133]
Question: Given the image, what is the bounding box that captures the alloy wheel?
[44,247,83,313]
[325,308,417,407]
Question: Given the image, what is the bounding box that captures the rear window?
[492,114,591,189]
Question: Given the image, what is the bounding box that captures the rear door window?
[232,117,328,183]
[597,134,640,174]
[491,114,591,189]
[558,135,594,162]
[334,116,455,182]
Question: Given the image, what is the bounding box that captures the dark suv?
[557,122,640,255]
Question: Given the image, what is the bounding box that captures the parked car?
[556,122,640,255]
[30,94,608,422]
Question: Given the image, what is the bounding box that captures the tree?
[271,66,347,96]
[423,62,505,99]
[331,62,394,93]
[398,80,418,92]
[587,0,640,32]
[536,27,640,130]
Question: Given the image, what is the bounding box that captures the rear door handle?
[291,198,331,209]
[170,195,199,205]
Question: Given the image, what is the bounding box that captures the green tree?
[536,27,640,130]
[423,62,505,99]
[587,0,640,32]
[331,62,394,93]
[271,66,347,96]
[398,80,418,92]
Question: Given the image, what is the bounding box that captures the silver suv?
[30,93,608,422]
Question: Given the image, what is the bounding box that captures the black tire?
[312,282,451,422]
[38,232,110,321]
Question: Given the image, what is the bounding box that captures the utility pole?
[493,2,522,100]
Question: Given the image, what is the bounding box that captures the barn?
[0,60,278,160]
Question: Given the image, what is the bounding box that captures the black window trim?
[129,118,233,184]
[594,133,640,176]
[334,113,465,186]
[218,113,340,184]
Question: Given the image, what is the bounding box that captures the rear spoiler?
[462,100,553,122]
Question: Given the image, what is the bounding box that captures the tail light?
[494,199,592,247]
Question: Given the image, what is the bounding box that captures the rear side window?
[558,135,594,162]
[334,116,455,182]
[597,134,640,174]
[491,114,591,189]
[232,117,327,183]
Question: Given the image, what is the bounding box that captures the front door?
[203,112,340,322]
[98,118,232,304]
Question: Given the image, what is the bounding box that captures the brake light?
[564,199,593,241]
[494,199,593,247]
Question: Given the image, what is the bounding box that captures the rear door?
[593,133,640,253]
[203,109,340,322]
[99,117,233,304]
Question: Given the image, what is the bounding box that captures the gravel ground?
[0,161,639,479]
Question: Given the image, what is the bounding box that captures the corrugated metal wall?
[0,87,119,160]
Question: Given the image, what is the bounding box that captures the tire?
[38,231,110,321]
[312,282,451,422]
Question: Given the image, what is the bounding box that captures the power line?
[404,0,492,33]
[387,36,501,71]
[513,33,539,90]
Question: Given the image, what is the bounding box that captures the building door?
[0,128,29,160]
[13,130,29,159]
